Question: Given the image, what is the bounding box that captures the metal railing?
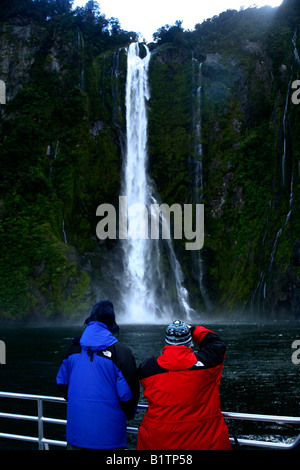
[0,391,300,450]
[0,391,66,450]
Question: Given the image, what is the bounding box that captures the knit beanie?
[87,300,119,334]
[165,320,192,346]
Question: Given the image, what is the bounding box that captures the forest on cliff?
[0,0,299,321]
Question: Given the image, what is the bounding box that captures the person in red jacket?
[137,320,232,450]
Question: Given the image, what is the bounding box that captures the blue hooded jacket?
[56,321,139,449]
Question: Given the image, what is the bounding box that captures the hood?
[157,345,197,371]
[80,321,118,351]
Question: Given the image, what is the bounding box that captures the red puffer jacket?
[137,326,232,450]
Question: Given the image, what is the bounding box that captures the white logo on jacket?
[195,360,204,367]
[102,350,112,358]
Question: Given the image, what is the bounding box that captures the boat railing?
[0,391,300,450]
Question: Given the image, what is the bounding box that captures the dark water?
[0,321,299,449]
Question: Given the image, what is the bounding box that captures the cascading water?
[282,29,299,187]
[249,200,272,315]
[62,214,68,244]
[190,58,211,311]
[266,29,298,296]
[281,73,292,187]
[120,42,192,323]
[77,28,85,89]
[293,28,300,71]
[110,47,127,158]
[121,42,155,323]
[48,140,67,244]
[249,29,299,316]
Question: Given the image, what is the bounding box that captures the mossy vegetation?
[0,0,299,320]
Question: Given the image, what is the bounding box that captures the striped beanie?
[165,320,192,346]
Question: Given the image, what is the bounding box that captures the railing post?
[37,398,44,450]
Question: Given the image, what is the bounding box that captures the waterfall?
[281,73,292,187]
[121,42,155,323]
[77,29,85,89]
[49,139,59,181]
[249,29,298,316]
[268,174,294,273]
[62,213,68,244]
[54,140,59,160]
[190,58,211,311]
[249,174,293,315]
[293,28,300,70]
[111,50,122,131]
[249,200,271,315]
[120,42,192,324]
[282,29,299,186]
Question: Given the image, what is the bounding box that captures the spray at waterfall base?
[94,197,205,324]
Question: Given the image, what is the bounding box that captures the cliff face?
[199,36,299,319]
[0,1,299,320]
[0,10,127,319]
[146,4,300,319]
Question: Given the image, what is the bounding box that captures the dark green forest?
[0,0,299,321]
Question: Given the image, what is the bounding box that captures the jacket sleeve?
[191,325,227,368]
[113,343,140,420]
[56,337,81,400]
[56,359,69,400]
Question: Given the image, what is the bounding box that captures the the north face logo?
[102,350,112,358]
[195,360,204,367]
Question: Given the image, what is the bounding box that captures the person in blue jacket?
[56,300,139,450]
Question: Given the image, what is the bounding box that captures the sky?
[72,0,283,42]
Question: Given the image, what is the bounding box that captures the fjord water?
[0,321,299,449]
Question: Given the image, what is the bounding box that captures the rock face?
[147,12,299,319]
[0,20,37,100]
[0,1,299,320]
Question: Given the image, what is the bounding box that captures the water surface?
[0,321,299,449]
